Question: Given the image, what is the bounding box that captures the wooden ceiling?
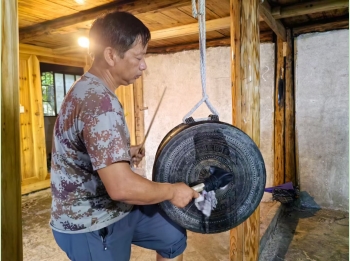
[18,0,349,55]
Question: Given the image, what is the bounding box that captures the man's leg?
[132,205,187,260]
[156,253,183,261]
[52,209,138,261]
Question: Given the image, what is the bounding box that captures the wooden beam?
[147,31,273,54]
[19,43,85,63]
[293,16,349,36]
[19,0,190,41]
[272,0,349,19]
[133,76,145,148]
[284,29,296,185]
[230,0,260,260]
[1,0,23,260]
[54,17,234,55]
[273,37,285,186]
[260,1,287,41]
[152,17,230,41]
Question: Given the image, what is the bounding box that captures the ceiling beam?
[272,0,349,19]
[54,17,233,55]
[293,16,349,36]
[151,17,230,41]
[147,31,273,54]
[260,0,287,41]
[19,0,348,43]
[19,0,190,41]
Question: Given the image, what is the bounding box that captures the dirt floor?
[22,189,348,261]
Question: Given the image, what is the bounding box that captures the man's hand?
[130,145,145,166]
[170,183,200,208]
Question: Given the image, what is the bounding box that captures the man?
[50,11,199,261]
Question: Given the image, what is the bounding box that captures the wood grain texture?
[1,0,23,260]
[293,16,349,36]
[230,0,260,260]
[273,37,285,186]
[284,29,296,185]
[271,0,349,19]
[19,54,49,193]
[115,85,136,145]
[133,76,145,147]
[19,0,191,41]
[260,1,286,41]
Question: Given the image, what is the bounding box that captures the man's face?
[113,39,148,86]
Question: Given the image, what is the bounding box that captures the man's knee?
[156,232,187,259]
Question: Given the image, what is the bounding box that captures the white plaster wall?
[142,44,275,202]
[295,30,349,211]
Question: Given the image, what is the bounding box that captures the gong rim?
[152,120,266,234]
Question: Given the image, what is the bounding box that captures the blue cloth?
[52,204,187,261]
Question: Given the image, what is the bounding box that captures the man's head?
[89,11,151,86]
[89,11,150,59]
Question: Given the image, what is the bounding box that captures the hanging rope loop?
[183,0,219,123]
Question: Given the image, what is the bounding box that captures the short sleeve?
[83,111,131,170]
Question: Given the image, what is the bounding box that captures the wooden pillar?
[284,29,296,185]
[229,0,260,260]
[1,0,23,260]
[133,76,145,147]
[273,37,285,186]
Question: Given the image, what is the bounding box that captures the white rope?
[183,0,219,123]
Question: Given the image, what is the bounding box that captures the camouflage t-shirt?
[50,72,133,234]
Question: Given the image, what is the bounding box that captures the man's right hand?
[170,183,200,208]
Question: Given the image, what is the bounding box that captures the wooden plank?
[21,178,51,195]
[293,16,349,36]
[19,43,85,63]
[272,0,349,20]
[151,17,231,41]
[230,0,260,260]
[284,29,296,185]
[115,85,136,145]
[1,0,23,260]
[147,31,273,54]
[55,17,233,55]
[260,1,287,41]
[37,56,86,68]
[19,55,36,180]
[31,55,48,180]
[19,0,191,41]
[273,37,285,186]
[133,76,145,147]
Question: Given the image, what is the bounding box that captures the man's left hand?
[130,145,145,166]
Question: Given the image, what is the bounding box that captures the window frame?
[40,63,84,117]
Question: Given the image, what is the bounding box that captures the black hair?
[89,11,151,59]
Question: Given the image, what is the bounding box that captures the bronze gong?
[152,116,266,234]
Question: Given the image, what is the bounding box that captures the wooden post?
[273,37,285,186]
[133,76,145,147]
[284,29,296,185]
[230,0,260,260]
[1,0,23,260]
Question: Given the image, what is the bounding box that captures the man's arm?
[97,162,199,208]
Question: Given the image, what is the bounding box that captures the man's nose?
[140,59,147,71]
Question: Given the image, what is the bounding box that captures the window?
[40,63,84,116]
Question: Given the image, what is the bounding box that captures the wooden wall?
[19,44,85,194]
[19,54,50,194]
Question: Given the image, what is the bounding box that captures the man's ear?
[103,47,117,66]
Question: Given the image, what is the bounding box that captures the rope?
[183,0,219,123]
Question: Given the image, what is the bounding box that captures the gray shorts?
[52,205,187,261]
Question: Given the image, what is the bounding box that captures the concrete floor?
[22,189,348,261]
[260,206,349,261]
